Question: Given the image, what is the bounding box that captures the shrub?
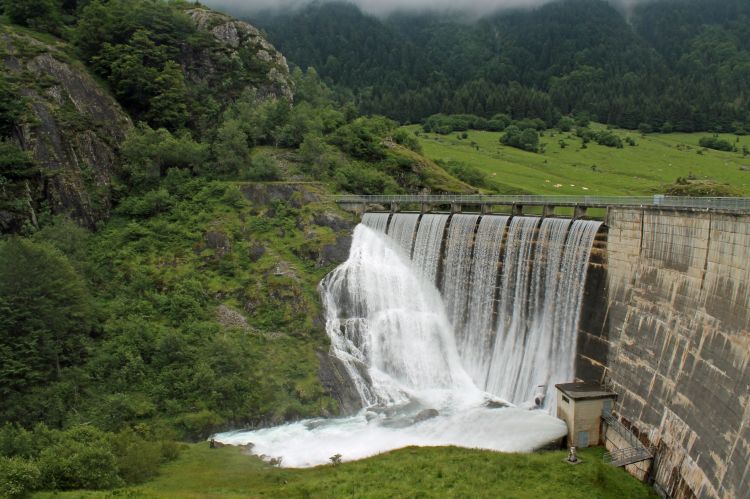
[0,456,41,498]
[392,129,422,153]
[501,126,539,153]
[595,131,623,148]
[334,164,400,194]
[116,188,174,217]
[110,428,164,484]
[698,136,734,152]
[662,178,742,197]
[557,116,575,132]
[443,162,490,189]
[242,154,281,181]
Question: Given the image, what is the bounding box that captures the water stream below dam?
[216,213,601,467]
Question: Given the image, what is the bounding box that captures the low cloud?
[202,0,658,18]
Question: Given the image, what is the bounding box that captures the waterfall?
[365,213,601,410]
[320,224,475,408]
[457,215,509,384]
[362,212,389,232]
[440,214,480,327]
[213,211,600,467]
[386,213,420,256]
[411,214,449,285]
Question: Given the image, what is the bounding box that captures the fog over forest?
[202,0,661,17]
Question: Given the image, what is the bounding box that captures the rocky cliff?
[182,7,293,102]
[0,26,132,231]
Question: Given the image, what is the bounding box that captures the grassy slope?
[405,124,750,196]
[35,444,656,499]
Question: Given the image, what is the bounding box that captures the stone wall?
[580,208,750,499]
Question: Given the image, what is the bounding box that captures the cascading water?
[411,214,449,285]
[386,213,420,256]
[440,214,480,328]
[362,212,389,232]
[485,219,601,410]
[320,224,474,408]
[214,219,574,467]
[457,215,509,385]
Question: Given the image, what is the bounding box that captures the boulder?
[413,409,439,423]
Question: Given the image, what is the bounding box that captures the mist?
[201,0,660,18]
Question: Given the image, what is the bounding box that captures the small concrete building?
[555,382,617,448]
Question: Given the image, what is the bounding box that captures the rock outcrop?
[0,27,132,230]
[182,8,293,102]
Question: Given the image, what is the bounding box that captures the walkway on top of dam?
[332,194,750,215]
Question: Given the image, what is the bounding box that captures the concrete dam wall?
[579,208,750,499]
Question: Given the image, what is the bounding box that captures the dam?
[331,195,749,499]
[216,193,748,498]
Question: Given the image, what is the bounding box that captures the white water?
[411,214,449,285]
[386,213,420,256]
[458,215,509,385]
[215,221,571,467]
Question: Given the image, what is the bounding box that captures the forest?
[252,0,750,132]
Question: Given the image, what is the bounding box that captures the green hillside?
[405,124,750,196]
[33,445,655,499]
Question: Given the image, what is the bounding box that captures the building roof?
[555,382,617,401]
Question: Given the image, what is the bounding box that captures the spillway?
[216,212,601,467]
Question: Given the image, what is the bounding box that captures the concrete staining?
[584,208,750,499]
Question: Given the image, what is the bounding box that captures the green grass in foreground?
[405,124,750,196]
[34,444,656,498]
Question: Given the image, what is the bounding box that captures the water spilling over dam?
[365,212,602,410]
[217,212,601,466]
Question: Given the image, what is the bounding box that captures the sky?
[202,0,654,18]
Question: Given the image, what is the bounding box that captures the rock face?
[183,8,293,102]
[0,29,132,230]
[317,352,365,416]
[577,208,750,499]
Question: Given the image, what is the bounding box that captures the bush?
[698,136,734,152]
[116,188,174,217]
[111,428,163,484]
[0,456,41,498]
[500,126,539,152]
[663,178,742,197]
[595,131,623,148]
[242,154,281,181]
[37,426,122,490]
[334,164,400,194]
[443,162,490,189]
[392,129,422,153]
[557,116,575,132]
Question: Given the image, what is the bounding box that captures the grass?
[34,444,657,498]
[404,124,750,196]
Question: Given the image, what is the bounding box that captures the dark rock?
[413,409,439,423]
[204,231,232,257]
[317,352,365,416]
[248,244,266,262]
[485,400,509,409]
[1,32,131,230]
[313,212,355,232]
[318,235,352,267]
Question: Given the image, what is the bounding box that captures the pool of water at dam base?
[215,403,567,468]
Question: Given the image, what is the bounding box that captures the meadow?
[33,444,656,499]
[404,124,750,196]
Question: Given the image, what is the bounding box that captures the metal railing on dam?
[331,194,750,213]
